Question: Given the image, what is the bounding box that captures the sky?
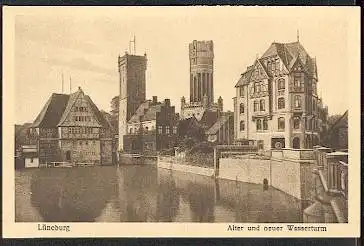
[14,7,351,124]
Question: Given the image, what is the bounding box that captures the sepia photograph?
[3,6,360,237]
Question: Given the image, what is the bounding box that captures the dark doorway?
[271,138,285,149]
[292,137,300,149]
[66,151,71,161]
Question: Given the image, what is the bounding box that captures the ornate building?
[233,39,328,150]
[30,87,114,165]
[180,40,223,121]
[118,52,147,151]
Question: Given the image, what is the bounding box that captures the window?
[294,95,302,108]
[278,117,285,130]
[278,97,285,109]
[307,119,311,130]
[240,103,244,114]
[129,128,132,134]
[293,117,300,129]
[267,61,272,72]
[294,75,302,88]
[278,78,285,90]
[166,126,170,134]
[254,101,259,112]
[254,82,258,93]
[85,141,88,145]
[271,60,276,71]
[260,99,265,111]
[158,126,163,134]
[30,158,33,163]
[276,59,280,71]
[173,126,177,134]
[256,119,262,130]
[263,118,268,130]
[145,126,149,132]
[257,84,261,92]
[239,86,245,97]
[68,127,72,134]
[240,121,245,131]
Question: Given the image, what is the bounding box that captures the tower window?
[254,101,259,112]
[278,117,285,131]
[263,118,268,130]
[256,119,262,130]
[239,86,245,97]
[260,99,265,111]
[278,97,285,109]
[293,117,300,129]
[294,95,302,108]
[240,103,244,114]
[240,121,245,131]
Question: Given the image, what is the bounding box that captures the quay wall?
[219,150,314,200]
[157,159,214,177]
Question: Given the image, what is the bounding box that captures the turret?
[218,96,223,112]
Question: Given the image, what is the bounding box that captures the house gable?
[58,89,102,128]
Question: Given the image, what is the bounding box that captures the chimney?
[164,99,171,107]
[152,96,158,104]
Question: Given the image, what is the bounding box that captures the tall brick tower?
[118,52,147,151]
[189,40,214,105]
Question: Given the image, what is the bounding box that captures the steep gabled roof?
[205,115,229,135]
[86,95,111,128]
[199,110,219,130]
[235,67,254,87]
[128,101,166,123]
[31,93,69,128]
[57,89,83,126]
[31,88,109,129]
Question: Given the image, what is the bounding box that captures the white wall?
[25,157,39,168]
[219,156,307,200]
[219,158,271,185]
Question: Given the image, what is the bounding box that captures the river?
[15,165,304,222]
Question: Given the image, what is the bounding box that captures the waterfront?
[16,165,304,222]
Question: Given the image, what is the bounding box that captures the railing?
[41,161,96,168]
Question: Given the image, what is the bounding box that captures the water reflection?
[15,165,304,222]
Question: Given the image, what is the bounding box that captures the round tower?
[189,40,214,105]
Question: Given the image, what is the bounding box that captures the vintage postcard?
[2,6,361,238]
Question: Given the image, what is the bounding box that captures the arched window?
[293,117,300,129]
[240,121,245,131]
[294,95,302,108]
[263,118,268,130]
[278,78,285,90]
[240,103,244,114]
[278,117,285,130]
[267,61,272,72]
[278,97,285,109]
[271,60,276,71]
[260,99,265,111]
[256,119,262,130]
[254,101,259,112]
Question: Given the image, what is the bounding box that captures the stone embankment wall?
[218,149,315,201]
[157,157,214,177]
